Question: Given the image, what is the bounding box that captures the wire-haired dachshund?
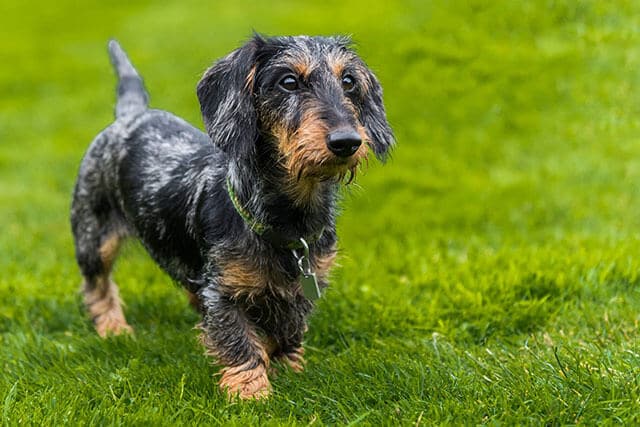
[71,35,394,399]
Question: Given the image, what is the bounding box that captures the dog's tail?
[108,40,149,118]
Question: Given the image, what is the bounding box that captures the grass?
[2,0,640,424]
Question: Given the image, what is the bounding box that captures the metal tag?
[301,271,321,301]
[293,237,322,301]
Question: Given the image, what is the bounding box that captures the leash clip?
[292,238,321,301]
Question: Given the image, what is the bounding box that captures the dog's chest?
[215,250,336,300]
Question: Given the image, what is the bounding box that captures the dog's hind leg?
[71,179,132,337]
[77,226,132,337]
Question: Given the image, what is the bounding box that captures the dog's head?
[197,35,394,187]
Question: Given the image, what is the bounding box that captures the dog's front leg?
[264,293,312,373]
[197,285,271,400]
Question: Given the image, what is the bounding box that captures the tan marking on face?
[269,106,334,206]
[288,107,329,167]
[341,100,372,180]
[271,122,292,158]
[354,123,371,161]
[332,61,345,79]
[292,61,311,79]
[327,49,351,79]
[273,106,371,204]
[269,76,371,205]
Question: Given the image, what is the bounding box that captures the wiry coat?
[70,35,394,399]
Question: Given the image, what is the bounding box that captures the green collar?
[226,176,268,235]
[226,177,324,249]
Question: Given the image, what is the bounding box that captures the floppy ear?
[361,70,395,162]
[197,37,262,162]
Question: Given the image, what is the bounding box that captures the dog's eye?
[279,75,299,92]
[341,74,356,92]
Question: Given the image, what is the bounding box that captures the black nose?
[326,129,362,158]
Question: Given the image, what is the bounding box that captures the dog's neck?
[227,159,338,244]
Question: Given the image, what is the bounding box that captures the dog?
[70,35,394,399]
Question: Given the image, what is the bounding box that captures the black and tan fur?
[70,35,394,399]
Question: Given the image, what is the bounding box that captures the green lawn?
[3,0,640,424]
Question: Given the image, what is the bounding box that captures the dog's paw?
[85,280,133,338]
[94,310,134,338]
[219,362,271,400]
[279,347,305,373]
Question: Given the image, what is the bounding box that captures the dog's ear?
[197,36,263,161]
[360,69,395,162]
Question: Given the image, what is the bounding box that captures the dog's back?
[71,42,223,296]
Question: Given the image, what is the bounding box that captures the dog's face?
[197,35,394,185]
